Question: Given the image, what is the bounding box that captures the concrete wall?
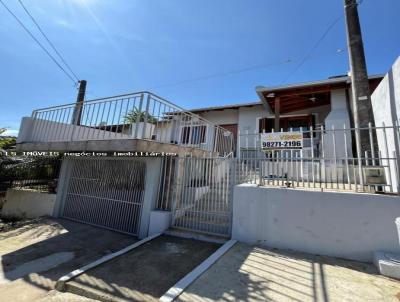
[17,117,131,143]
[232,184,400,262]
[139,157,163,238]
[371,56,400,193]
[324,89,353,158]
[200,109,239,125]
[148,210,172,236]
[1,189,56,218]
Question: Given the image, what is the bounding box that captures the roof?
[189,101,262,113]
[188,74,384,113]
[256,74,384,95]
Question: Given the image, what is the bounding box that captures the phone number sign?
[261,132,303,150]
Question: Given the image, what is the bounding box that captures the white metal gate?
[61,159,146,235]
[172,157,233,237]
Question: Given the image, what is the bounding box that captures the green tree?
[0,128,16,150]
[123,108,157,124]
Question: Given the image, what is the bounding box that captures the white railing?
[27,92,233,156]
[237,123,400,194]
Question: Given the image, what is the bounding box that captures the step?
[165,227,229,244]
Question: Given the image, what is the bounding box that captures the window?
[259,115,314,133]
[181,125,206,144]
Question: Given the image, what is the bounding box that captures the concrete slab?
[176,243,400,302]
[0,217,137,302]
[374,251,400,280]
[64,235,220,302]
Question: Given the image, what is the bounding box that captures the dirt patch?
[0,217,36,233]
[65,235,221,302]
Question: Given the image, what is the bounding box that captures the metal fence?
[0,158,62,193]
[60,158,145,235]
[237,123,400,194]
[29,92,234,156]
[156,156,234,237]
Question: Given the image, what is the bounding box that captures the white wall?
[200,109,239,125]
[17,117,131,143]
[148,210,172,236]
[324,89,353,158]
[371,56,400,193]
[2,189,56,218]
[232,184,400,262]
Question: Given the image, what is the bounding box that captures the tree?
[0,128,16,151]
[123,108,158,124]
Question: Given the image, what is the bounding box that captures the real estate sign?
[261,132,303,150]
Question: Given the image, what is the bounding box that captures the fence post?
[141,93,152,139]
[133,93,144,139]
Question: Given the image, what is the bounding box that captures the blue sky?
[0,0,399,135]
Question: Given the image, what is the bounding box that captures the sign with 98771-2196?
[260,132,303,150]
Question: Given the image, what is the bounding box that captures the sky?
[0,0,399,135]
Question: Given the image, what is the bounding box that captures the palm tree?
[123,108,157,124]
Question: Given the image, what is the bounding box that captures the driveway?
[0,217,137,302]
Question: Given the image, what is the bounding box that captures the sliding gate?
[171,157,234,237]
[61,158,146,235]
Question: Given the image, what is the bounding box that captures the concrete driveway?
[0,217,137,302]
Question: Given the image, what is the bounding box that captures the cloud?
[2,129,19,136]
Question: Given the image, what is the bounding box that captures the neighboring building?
[372,56,400,193]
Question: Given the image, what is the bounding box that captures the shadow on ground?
[64,235,220,302]
[176,243,400,302]
[0,217,137,301]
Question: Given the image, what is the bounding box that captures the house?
[188,74,383,158]
[13,68,399,242]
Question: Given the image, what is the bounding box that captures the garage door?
[61,159,146,235]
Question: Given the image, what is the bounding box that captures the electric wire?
[17,0,80,82]
[0,0,77,85]
[281,0,365,84]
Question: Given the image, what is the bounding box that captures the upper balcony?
[16,92,234,156]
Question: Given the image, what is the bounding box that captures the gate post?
[227,158,236,238]
[170,156,185,227]
[52,158,73,218]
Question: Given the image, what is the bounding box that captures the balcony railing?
[21,92,234,156]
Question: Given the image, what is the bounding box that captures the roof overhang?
[256,75,384,114]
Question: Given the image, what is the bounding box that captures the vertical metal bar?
[310,126,315,188]
[382,123,393,193]
[343,124,351,190]
[332,125,339,190]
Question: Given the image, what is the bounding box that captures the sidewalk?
[177,243,400,302]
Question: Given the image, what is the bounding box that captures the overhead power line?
[17,0,79,82]
[146,48,345,91]
[0,0,77,85]
[280,15,343,84]
[280,1,366,84]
